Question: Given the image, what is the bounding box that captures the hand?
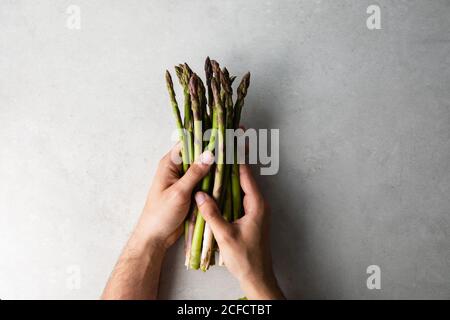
[194,164,284,300]
[101,145,214,300]
[134,144,214,250]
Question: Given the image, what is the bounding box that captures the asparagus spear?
[220,68,230,102]
[197,77,210,132]
[175,65,196,263]
[219,68,234,208]
[181,74,204,267]
[221,68,234,127]
[211,68,235,266]
[189,107,217,269]
[189,74,203,161]
[231,73,251,220]
[209,64,229,266]
[211,60,222,88]
[208,66,236,265]
[233,72,250,129]
[175,64,194,165]
[218,180,233,266]
[165,70,189,173]
[205,57,214,122]
[200,78,225,271]
[222,182,233,222]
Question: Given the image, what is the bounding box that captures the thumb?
[195,192,232,242]
[173,151,214,194]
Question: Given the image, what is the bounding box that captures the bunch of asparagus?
[165,57,250,271]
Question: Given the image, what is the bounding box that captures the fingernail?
[200,150,214,165]
[195,192,206,205]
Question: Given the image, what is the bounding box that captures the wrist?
[239,270,284,300]
[129,227,168,256]
[133,214,171,251]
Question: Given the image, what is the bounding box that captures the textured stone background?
[0,0,449,299]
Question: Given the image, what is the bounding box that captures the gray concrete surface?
[0,0,449,299]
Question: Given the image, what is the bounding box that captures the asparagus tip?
[184,63,193,76]
[222,67,229,78]
[211,77,220,101]
[205,57,212,78]
[243,72,251,86]
[211,60,220,74]
[238,72,251,97]
[220,70,232,94]
[165,70,172,84]
[189,74,199,99]
[174,65,183,82]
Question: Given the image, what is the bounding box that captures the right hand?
[136,145,213,250]
[194,164,285,300]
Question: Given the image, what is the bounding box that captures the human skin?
[195,164,284,300]
[101,144,284,300]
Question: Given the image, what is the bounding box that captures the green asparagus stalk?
[211,60,222,88]
[220,68,230,102]
[189,107,217,269]
[176,64,197,265]
[221,68,233,128]
[233,72,250,129]
[231,73,251,220]
[182,74,204,267]
[231,163,241,220]
[165,70,189,173]
[175,64,194,165]
[200,77,225,271]
[205,57,214,118]
[197,77,210,133]
[216,68,234,265]
[218,180,232,266]
[189,74,203,161]
[219,68,234,208]
[209,65,230,265]
[223,181,233,222]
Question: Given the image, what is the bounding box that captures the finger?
[154,143,183,189]
[159,142,182,170]
[169,142,183,169]
[195,192,232,243]
[172,150,214,195]
[239,164,266,219]
[239,164,262,199]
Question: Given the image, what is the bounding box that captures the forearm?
[101,231,166,300]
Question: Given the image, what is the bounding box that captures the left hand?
[133,144,214,249]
